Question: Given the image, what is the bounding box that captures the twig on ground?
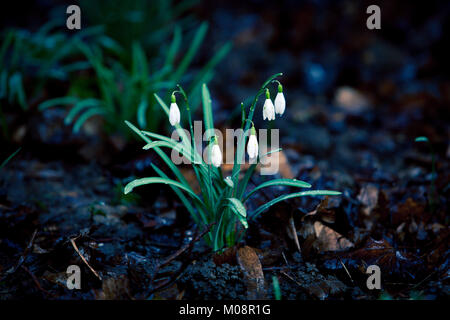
[70,237,102,280]
[0,229,38,281]
[21,265,55,297]
[336,255,354,284]
[157,223,215,269]
[147,223,214,297]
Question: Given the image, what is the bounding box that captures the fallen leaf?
[303,196,336,224]
[313,221,354,252]
[237,246,265,299]
[349,238,425,279]
[394,197,427,225]
[357,184,379,216]
[95,274,131,300]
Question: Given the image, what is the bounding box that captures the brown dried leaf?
[237,246,265,299]
[313,221,354,252]
[395,198,426,225]
[303,197,336,224]
[95,275,131,300]
[357,184,379,216]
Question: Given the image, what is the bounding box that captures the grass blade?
[38,96,78,111]
[0,147,21,169]
[65,98,103,125]
[124,177,203,204]
[72,107,106,133]
[137,98,148,128]
[172,22,208,82]
[251,190,342,219]
[243,179,312,203]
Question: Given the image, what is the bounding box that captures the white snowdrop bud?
[274,84,285,115]
[169,94,180,126]
[211,138,222,168]
[262,89,275,121]
[247,125,259,159]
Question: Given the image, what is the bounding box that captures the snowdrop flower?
[262,89,275,121]
[169,94,180,126]
[210,137,222,168]
[274,84,285,115]
[247,125,258,159]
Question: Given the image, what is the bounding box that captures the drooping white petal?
[211,144,222,167]
[169,102,180,126]
[274,92,285,115]
[247,134,259,159]
[263,98,275,121]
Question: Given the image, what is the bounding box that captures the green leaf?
[243,179,312,202]
[125,121,194,193]
[226,198,248,229]
[38,96,79,111]
[151,163,206,225]
[0,147,21,169]
[142,140,193,162]
[260,148,282,159]
[8,73,27,110]
[202,84,214,133]
[137,98,148,128]
[272,276,282,300]
[188,42,232,97]
[124,177,203,204]
[165,25,182,68]
[65,98,103,125]
[72,107,106,133]
[236,163,257,199]
[415,136,429,143]
[251,190,342,219]
[236,149,282,200]
[172,22,208,82]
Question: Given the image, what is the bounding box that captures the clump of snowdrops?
[124,73,340,251]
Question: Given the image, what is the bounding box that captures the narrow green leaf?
[38,96,79,111]
[251,190,341,219]
[165,25,182,68]
[137,98,148,128]
[0,147,21,169]
[172,22,208,82]
[65,98,102,125]
[8,73,27,110]
[72,107,105,133]
[151,163,205,225]
[124,177,203,204]
[142,140,193,162]
[125,121,193,192]
[415,136,429,143]
[202,84,214,132]
[188,42,232,96]
[243,179,312,202]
